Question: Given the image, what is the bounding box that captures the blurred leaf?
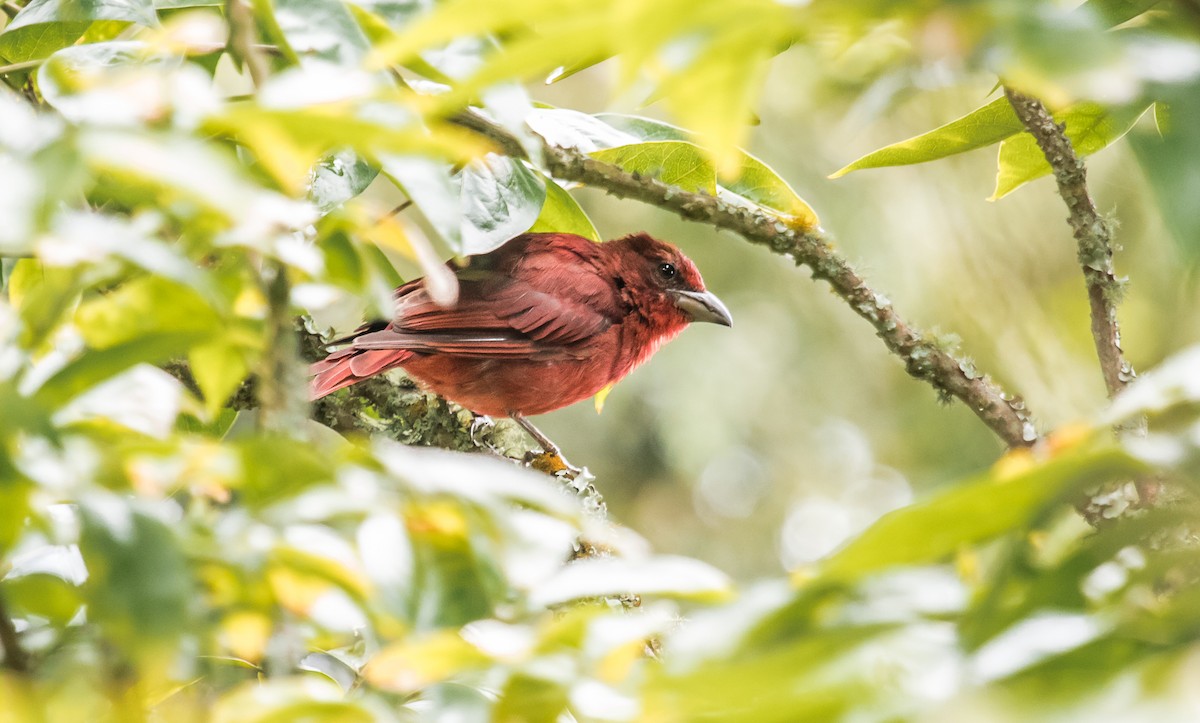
[645,626,879,723]
[365,630,492,693]
[527,176,599,241]
[460,153,545,255]
[590,141,716,195]
[1080,0,1163,27]
[654,18,786,178]
[212,678,378,723]
[78,129,267,221]
[272,0,371,66]
[381,155,464,251]
[816,446,1149,584]
[75,275,220,349]
[189,340,254,417]
[493,673,568,723]
[0,0,157,62]
[309,149,379,214]
[993,102,1150,199]
[6,259,83,349]
[0,475,32,555]
[406,499,504,629]
[530,555,732,607]
[153,0,221,7]
[235,435,335,508]
[961,509,1185,650]
[3,572,83,625]
[208,106,485,194]
[1128,85,1200,259]
[34,330,209,406]
[367,0,794,175]
[79,499,192,649]
[831,97,1021,178]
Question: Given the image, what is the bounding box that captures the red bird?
[310,232,731,456]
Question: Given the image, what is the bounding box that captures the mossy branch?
[1004,87,1134,398]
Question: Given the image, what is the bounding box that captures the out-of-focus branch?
[255,262,307,433]
[0,590,29,673]
[225,0,269,87]
[1004,87,1134,398]
[452,110,1038,448]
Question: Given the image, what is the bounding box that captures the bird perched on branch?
[310,231,731,462]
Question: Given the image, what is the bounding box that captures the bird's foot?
[468,414,499,451]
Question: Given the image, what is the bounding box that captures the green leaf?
[78,129,268,222]
[0,0,157,62]
[590,141,717,195]
[459,153,546,255]
[992,102,1150,199]
[188,340,253,417]
[493,673,569,723]
[271,0,371,66]
[0,476,32,555]
[527,176,599,241]
[1128,87,1200,259]
[1080,0,1162,27]
[831,97,1022,178]
[79,499,193,650]
[815,446,1149,584]
[235,435,335,508]
[6,259,84,349]
[74,275,221,349]
[406,501,503,629]
[34,331,210,407]
[4,573,83,625]
[654,19,784,179]
[381,155,464,251]
[213,678,377,723]
[309,149,379,213]
[530,555,732,607]
[598,113,818,225]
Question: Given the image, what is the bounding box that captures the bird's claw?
[469,415,507,456]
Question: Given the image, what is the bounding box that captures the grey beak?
[671,289,733,327]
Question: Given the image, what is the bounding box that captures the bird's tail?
[309,345,414,400]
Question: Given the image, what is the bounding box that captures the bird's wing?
[350,256,623,359]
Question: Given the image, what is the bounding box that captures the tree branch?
[225,0,269,88]
[454,111,1038,448]
[1004,87,1134,398]
[0,590,29,673]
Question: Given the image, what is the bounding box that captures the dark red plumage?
[309,232,731,419]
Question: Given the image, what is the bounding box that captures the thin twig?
[1004,87,1134,398]
[453,110,1038,448]
[225,0,269,88]
[0,590,30,673]
[0,59,40,76]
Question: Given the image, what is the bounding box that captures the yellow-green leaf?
[590,141,716,195]
[528,177,599,242]
[831,97,1022,178]
[815,446,1148,584]
[992,102,1150,199]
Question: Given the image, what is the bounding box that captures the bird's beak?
[671,289,733,327]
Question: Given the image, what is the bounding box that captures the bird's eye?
[658,262,677,280]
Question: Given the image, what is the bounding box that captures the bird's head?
[609,233,732,329]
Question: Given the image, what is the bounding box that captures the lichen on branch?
[1004,87,1134,399]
